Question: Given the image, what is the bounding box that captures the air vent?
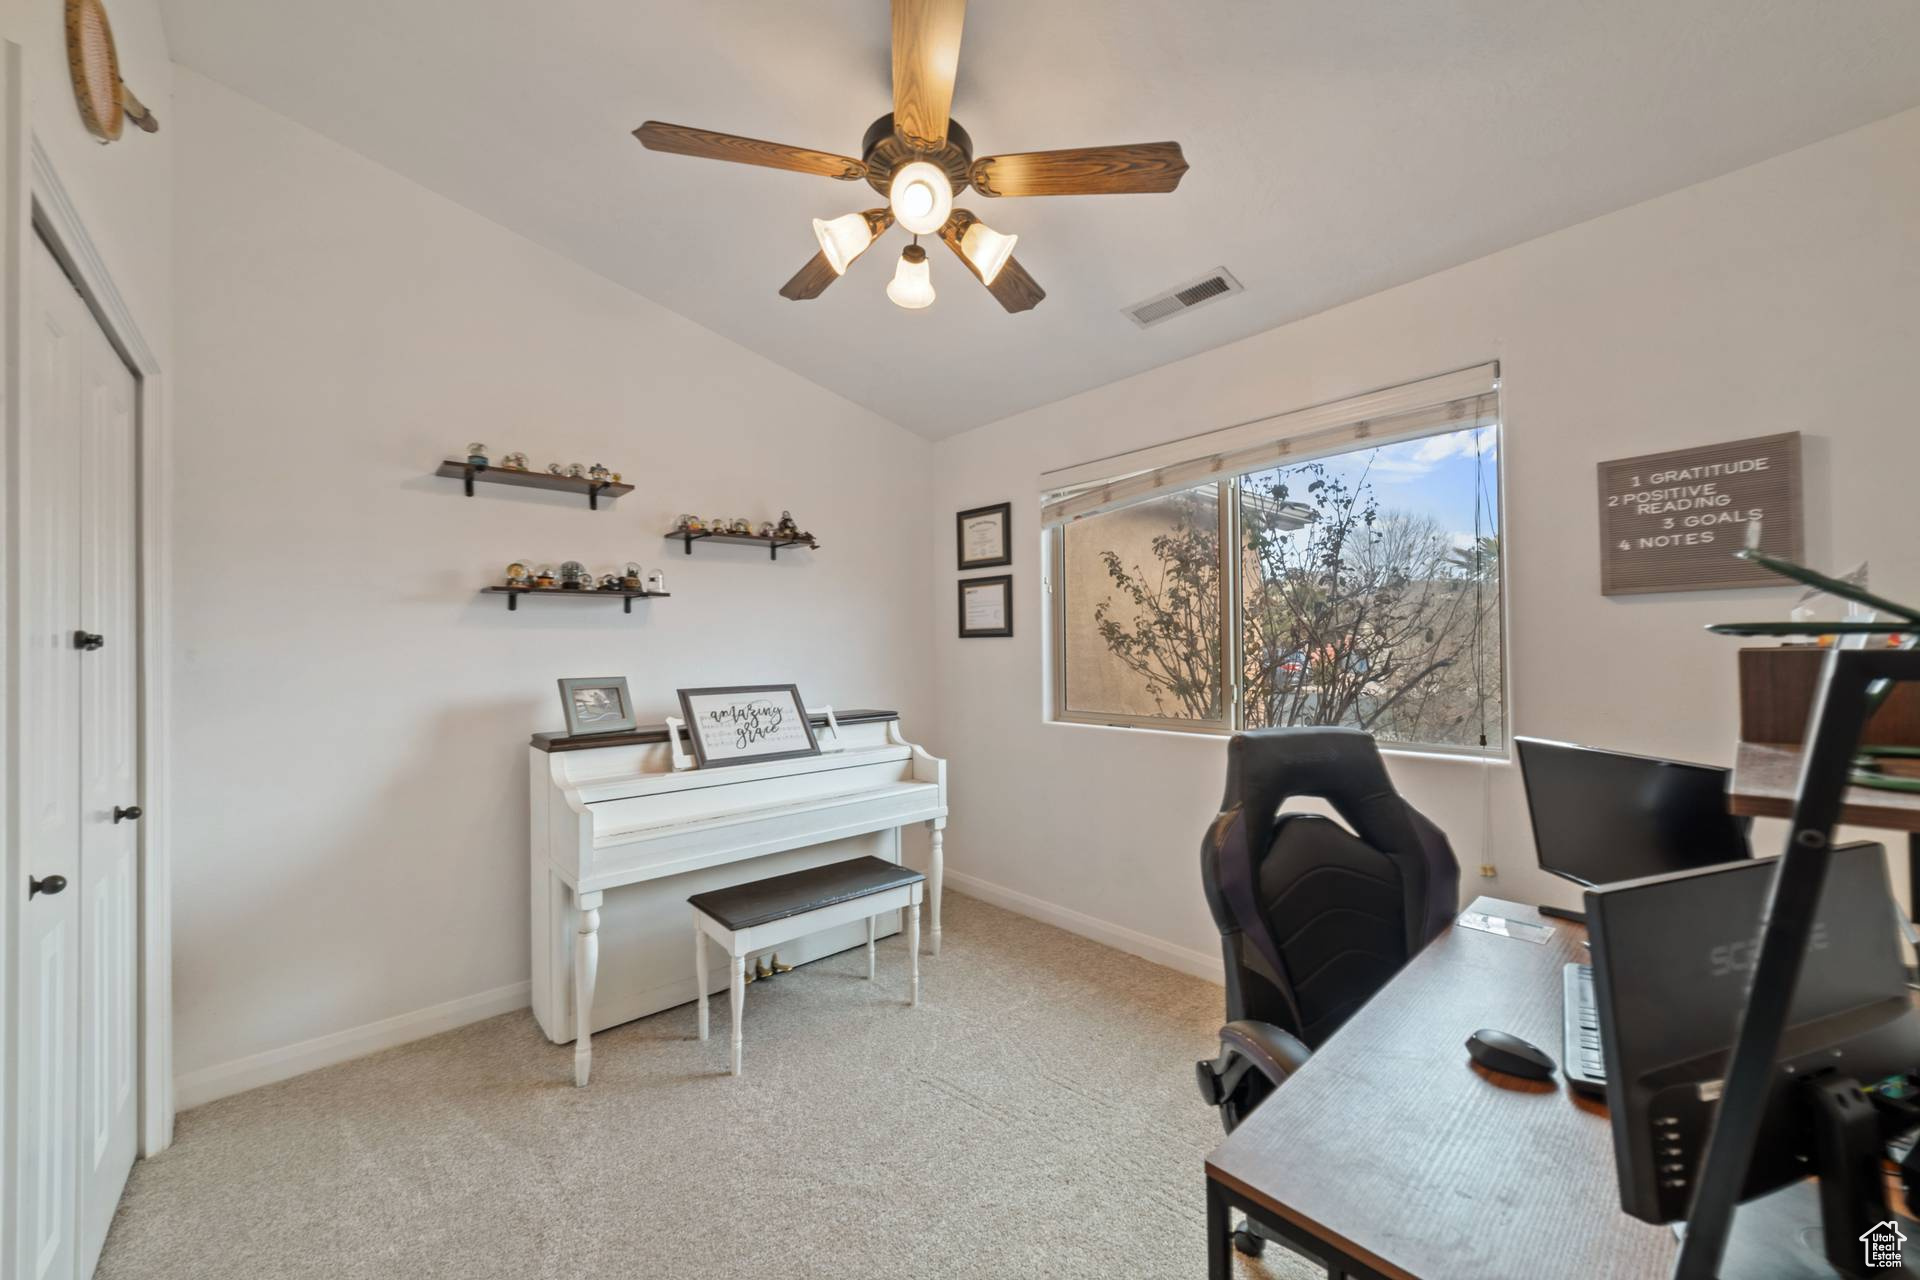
[1123,268,1243,329]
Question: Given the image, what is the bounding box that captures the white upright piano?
[529,708,947,1084]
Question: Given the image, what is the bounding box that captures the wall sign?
[676,684,820,768]
[1597,431,1803,596]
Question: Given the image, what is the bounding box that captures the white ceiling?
[159,1,1920,440]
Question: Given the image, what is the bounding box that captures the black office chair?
[1194,727,1461,1261]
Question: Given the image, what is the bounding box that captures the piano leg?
[694,920,710,1041]
[729,955,746,1077]
[907,900,921,1007]
[866,915,877,980]
[573,890,602,1087]
[927,819,945,957]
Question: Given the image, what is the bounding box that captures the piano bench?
[689,856,926,1077]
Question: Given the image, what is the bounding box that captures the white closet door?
[14,236,85,1280]
[74,244,140,1277]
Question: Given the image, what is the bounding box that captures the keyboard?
[1562,962,1607,1096]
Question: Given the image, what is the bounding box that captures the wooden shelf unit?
[666,529,819,561]
[484,586,670,614]
[436,460,633,510]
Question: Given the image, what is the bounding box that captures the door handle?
[73,631,104,651]
[29,874,68,899]
[113,805,143,823]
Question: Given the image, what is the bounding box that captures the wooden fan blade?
[979,255,1044,314]
[891,0,966,152]
[779,252,841,301]
[119,83,159,133]
[937,212,1045,313]
[635,121,865,181]
[779,209,893,300]
[970,142,1188,197]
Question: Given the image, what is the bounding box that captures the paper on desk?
[1456,911,1556,945]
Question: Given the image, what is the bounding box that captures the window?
[1059,484,1227,726]
[1047,368,1504,753]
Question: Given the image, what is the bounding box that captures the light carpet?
[99,892,1316,1279]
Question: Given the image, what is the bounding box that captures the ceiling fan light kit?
[812,209,891,275]
[634,0,1188,314]
[888,160,954,235]
[958,219,1017,286]
[887,244,936,310]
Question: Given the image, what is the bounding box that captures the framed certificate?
[675,684,821,768]
[958,575,1013,638]
[956,501,1012,570]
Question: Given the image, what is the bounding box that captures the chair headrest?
[1219,726,1458,949]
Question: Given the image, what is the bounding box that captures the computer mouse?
[1466,1028,1557,1081]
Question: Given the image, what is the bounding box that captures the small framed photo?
[956,501,1012,571]
[958,574,1013,638]
[558,676,637,737]
[676,684,821,768]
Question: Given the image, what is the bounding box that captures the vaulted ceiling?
[159,0,1920,439]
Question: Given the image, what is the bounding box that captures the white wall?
[929,107,1920,979]
[167,68,935,1091]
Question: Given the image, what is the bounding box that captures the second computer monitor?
[1585,843,1918,1225]
[1515,736,1752,887]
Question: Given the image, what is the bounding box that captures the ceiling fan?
[634,0,1188,314]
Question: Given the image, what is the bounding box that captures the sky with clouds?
[1252,425,1500,549]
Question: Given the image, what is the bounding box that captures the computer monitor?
[1516,736,1753,887]
[1585,843,1920,1226]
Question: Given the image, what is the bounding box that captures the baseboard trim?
[175,882,1217,1109]
[174,980,532,1111]
[945,870,1224,985]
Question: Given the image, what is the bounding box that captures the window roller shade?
[1040,363,1499,528]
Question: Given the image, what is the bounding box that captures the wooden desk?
[1729,739,1920,832]
[1732,739,1920,928]
[1204,897,1677,1280]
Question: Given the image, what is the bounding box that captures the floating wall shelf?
[437,460,633,511]
[666,530,820,561]
[484,586,670,614]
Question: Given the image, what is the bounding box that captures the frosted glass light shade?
[886,245,935,309]
[888,161,953,236]
[959,220,1018,285]
[812,212,875,275]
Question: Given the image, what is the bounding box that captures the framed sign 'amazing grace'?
[676,684,821,768]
